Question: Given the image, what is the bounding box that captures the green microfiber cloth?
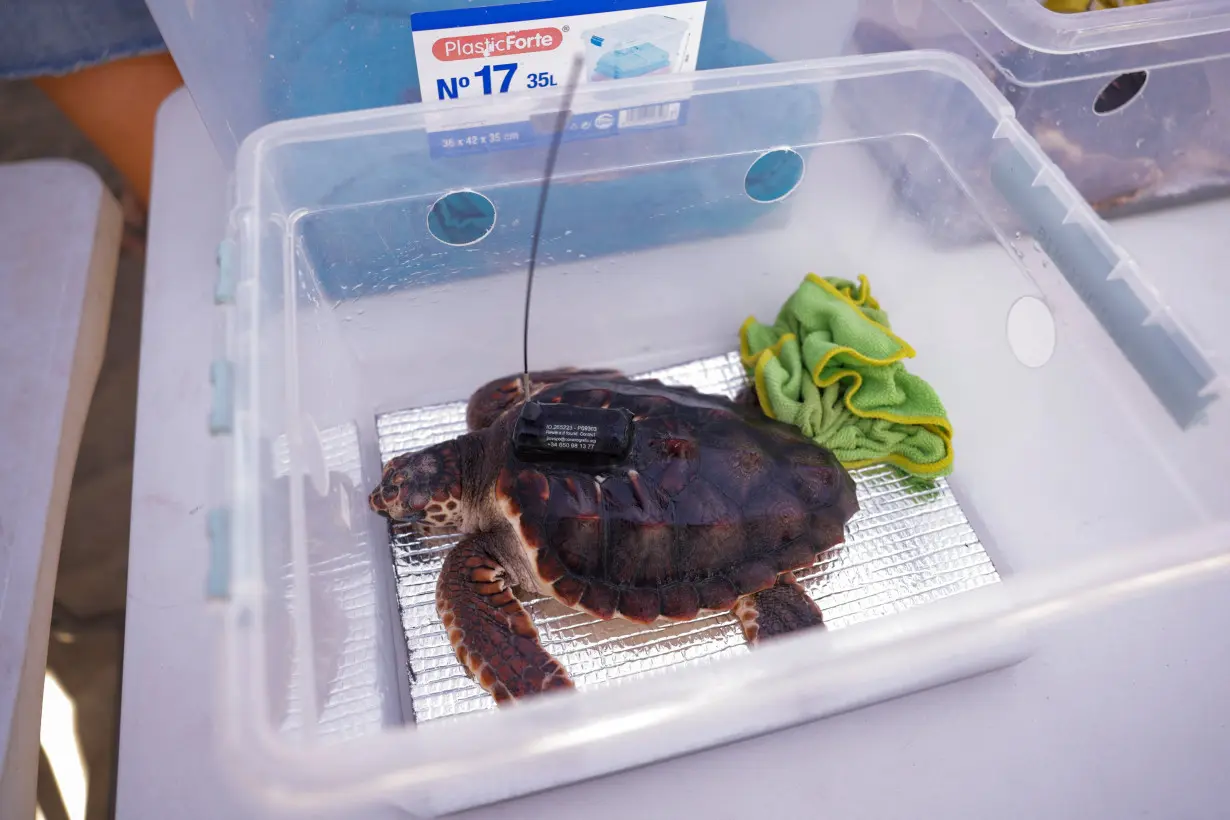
[739,273,954,478]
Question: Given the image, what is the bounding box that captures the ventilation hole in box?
[1094,71,1148,115]
[1007,295,1056,368]
[427,190,497,246]
[745,148,805,203]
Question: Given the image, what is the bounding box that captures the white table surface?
[118,87,1230,820]
[0,159,122,820]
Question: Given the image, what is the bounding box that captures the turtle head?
[369,440,464,532]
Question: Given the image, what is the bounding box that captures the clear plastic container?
[846,0,1230,226]
[209,50,1229,817]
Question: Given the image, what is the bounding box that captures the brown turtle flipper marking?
[437,532,573,704]
[733,573,824,645]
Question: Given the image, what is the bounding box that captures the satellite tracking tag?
[513,401,634,461]
[512,53,638,464]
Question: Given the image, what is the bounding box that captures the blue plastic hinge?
[214,238,237,304]
[990,141,1219,429]
[209,359,234,435]
[205,507,232,600]
[590,35,604,46]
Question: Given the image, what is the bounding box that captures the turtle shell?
[494,377,859,623]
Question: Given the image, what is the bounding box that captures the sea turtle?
[369,368,860,703]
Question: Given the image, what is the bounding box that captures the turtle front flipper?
[437,532,574,703]
[733,573,824,645]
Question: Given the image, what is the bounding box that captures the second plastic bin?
[846,0,1230,234]
[208,50,1228,818]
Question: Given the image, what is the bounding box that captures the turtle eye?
[382,485,400,502]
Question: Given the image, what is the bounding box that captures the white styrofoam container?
[210,50,1229,818]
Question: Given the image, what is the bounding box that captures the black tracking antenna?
[513,53,636,464]
[521,53,586,399]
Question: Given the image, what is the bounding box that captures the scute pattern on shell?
[495,377,859,624]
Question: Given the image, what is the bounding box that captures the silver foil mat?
[378,352,1000,725]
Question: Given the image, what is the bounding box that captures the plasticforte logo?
[432,27,564,61]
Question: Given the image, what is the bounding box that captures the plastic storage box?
[209,51,1229,817]
[846,0,1230,225]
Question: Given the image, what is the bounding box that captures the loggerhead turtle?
[369,368,860,703]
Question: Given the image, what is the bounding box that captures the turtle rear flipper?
[436,530,574,703]
[733,573,824,645]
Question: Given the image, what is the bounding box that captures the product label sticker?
[410,0,707,157]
